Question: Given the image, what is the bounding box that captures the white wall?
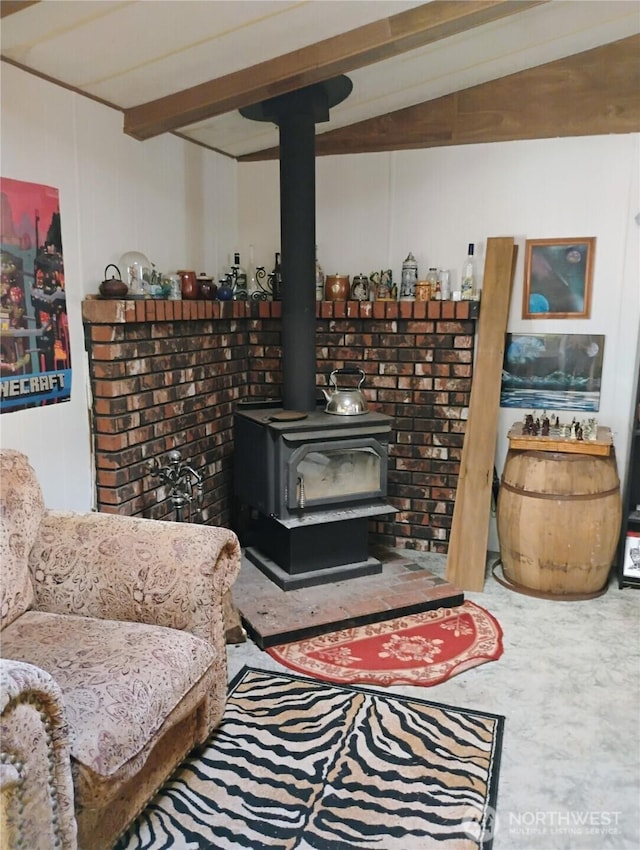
[0,64,237,510]
[3,59,637,537]
[238,135,640,548]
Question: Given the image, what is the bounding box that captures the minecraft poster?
[0,178,71,413]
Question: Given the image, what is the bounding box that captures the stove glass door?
[286,438,385,510]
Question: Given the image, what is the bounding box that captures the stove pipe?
[240,77,352,412]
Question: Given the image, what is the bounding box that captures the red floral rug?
[267,601,503,687]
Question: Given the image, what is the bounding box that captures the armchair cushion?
[2,611,215,780]
[0,449,44,629]
[28,511,239,647]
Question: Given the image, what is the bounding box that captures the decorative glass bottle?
[426,267,439,300]
[461,243,476,301]
[231,251,247,300]
[315,246,325,301]
[439,269,451,301]
[270,252,282,301]
[247,245,258,300]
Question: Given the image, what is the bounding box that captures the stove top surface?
[235,400,392,432]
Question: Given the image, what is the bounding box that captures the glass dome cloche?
[119,251,151,298]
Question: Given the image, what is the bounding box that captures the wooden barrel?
[497,450,621,598]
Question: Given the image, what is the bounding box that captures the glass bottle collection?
[115,243,479,302]
[311,244,479,303]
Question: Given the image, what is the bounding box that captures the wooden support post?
[446,236,516,591]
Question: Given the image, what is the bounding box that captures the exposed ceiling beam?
[239,36,640,161]
[0,0,39,18]
[123,0,548,141]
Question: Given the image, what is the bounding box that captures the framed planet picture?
[523,237,595,319]
[500,333,604,411]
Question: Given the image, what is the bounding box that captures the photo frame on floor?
[622,530,640,580]
[523,237,595,319]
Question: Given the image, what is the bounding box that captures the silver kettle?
[322,368,369,415]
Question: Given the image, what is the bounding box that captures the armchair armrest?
[1,659,77,850]
[28,511,242,648]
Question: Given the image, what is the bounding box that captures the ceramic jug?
[325,274,350,301]
[400,252,418,300]
[197,273,217,300]
[177,270,198,300]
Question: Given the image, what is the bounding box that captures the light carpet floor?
[228,551,640,850]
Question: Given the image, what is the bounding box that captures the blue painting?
[523,237,595,319]
[501,333,604,412]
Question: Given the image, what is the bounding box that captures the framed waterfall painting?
[522,237,595,319]
[500,333,604,412]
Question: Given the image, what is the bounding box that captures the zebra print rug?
[116,666,504,850]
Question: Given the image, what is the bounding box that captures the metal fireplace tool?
[147,450,247,644]
[147,449,203,523]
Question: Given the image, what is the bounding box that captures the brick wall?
[83,298,477,552]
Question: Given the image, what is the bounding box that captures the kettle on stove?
[322,367,369,415]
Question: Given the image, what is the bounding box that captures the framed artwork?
[522,237,595,319]
[622,531,640,580]
[500,333,604,411]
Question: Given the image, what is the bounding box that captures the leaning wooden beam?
[446,237,516,592]
[123,0,547,141]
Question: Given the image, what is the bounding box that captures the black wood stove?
[235,76,395,589]
[234,401,396,589]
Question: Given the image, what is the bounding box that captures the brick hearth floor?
[232,545,463,648]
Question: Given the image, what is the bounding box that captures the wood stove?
[235,77,397,589]
[234,399,396,589]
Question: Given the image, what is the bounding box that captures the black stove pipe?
[240,77,352,412]
[278,95,319,412]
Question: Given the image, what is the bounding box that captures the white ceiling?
[2,0,639,158]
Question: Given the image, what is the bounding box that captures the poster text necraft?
[0,177,71,413]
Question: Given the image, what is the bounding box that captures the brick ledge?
[82,297,478,324]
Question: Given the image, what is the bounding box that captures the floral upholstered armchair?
[0,449,242,850]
